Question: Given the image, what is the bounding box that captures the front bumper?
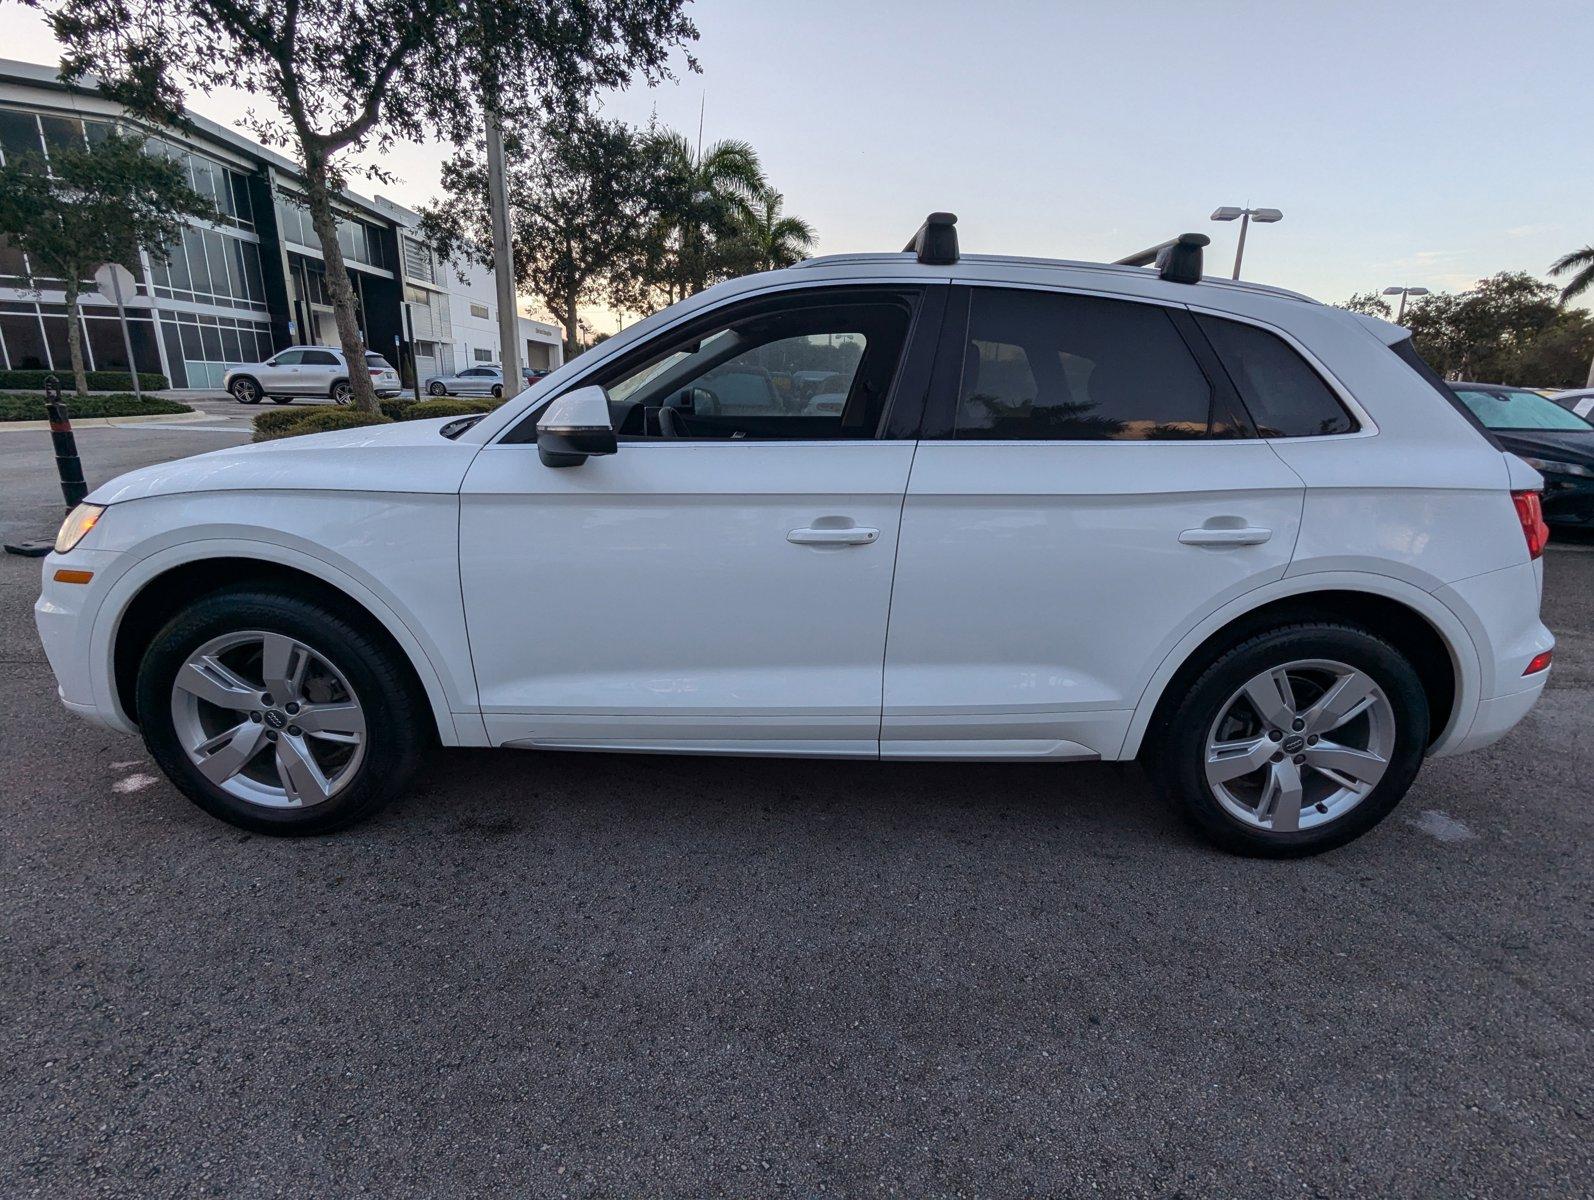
[34,547,137,735]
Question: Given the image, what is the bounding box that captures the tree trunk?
[561,303,580,360]
[1585,349,1594,388]
[62,277,89,398]
[301,147,378,413]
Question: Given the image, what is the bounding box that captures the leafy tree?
[0,129,215,396]
[642,131,765,301]
[733,189,816,273]
[31,0,698,411]
[1337,291,1393,320]
[1506,309,1594,388]
[421,114,662,358]
[1401,272,1558,381]
[1549,245,1594,386]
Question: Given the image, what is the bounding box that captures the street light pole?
[1211,206,1283,279]
[485,112,522,392]
[1382,285,1430,323]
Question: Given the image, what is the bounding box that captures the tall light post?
[1211,206,1283,279]
[1382,285,1430,323]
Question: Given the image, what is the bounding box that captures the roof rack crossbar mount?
[905,211,959,265]
[1114,232,1209,285]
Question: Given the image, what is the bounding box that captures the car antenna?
[904,212,959,265]
[1114,233,1209,284]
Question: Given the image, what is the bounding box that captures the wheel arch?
[1124,577,1476,760]
[106,552,473,746]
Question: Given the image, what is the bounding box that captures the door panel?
[884,441,1303,759]
[881,284,1305,761]
[459,442,915,754]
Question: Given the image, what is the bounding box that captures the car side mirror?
[538,385,617,468]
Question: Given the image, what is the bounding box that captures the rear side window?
[954,289,1220,440]
[301,349,339,365]
[1196,315,1356,437]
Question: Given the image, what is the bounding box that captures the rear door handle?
[1179,526,1273,547]
[788,526,880,546]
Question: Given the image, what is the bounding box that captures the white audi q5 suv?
[35,216,1554,855]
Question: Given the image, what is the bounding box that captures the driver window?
[585,295,914,441]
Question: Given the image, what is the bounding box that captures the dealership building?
[0,58,562,389]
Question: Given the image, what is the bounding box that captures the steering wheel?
[657,405,685,438]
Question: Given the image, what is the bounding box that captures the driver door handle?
[788,526,880,546]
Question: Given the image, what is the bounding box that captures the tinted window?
[1198,315,1356,437]
[954,289,1219,440]
[301,350,339,365]
[580,294,913,441]
[271,349,304,366]
[1453,388,1592,432]
[364,353,393,369]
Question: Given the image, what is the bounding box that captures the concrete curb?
[0,410,220,433]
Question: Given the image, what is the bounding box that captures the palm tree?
[1549,246,1594,385]
[644,131,766,298]
[738,189,816,272]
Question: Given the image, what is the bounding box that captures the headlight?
[1520,456,1594,479]
[54,503,105,554]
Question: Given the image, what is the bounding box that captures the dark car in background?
[1451,382,1594,523]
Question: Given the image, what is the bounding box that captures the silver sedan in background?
[423,366,509,398]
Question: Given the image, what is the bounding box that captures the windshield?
[1453,388,1592,432]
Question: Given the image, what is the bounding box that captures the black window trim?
[918,282,1256,442]
[499,283,948,445]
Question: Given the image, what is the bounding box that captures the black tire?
[491,383,503,399]
[331,380,353,405]
[230,377,262,404]
[269,396,293,405]
[1146,623,1429,858]
[429,381,448,396]
[135,587,429,835]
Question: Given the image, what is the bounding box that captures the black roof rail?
[1114,232,1209,285]
[904,212,958,265]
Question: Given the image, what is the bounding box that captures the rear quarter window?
[1196,315,1357,438]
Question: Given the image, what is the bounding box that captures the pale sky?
[6,0,1590,330]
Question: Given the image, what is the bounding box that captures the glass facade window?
[0,301,160,374]
[147,228,267,311]
[274,194,388,269]
[159,312,274,388]
[0,108,44,164]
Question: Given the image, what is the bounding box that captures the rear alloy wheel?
[1150,624,1428,857]
[429,381,448,396]
[230,378,261,404]
[331,380,354,405]
[136,589,427,834]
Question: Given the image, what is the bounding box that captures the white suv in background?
[36,215,1553,856]
[225,346,401,405]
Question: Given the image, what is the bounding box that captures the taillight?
[1512,490,1549,560]
[1523,650,1553,675]
[368,368,382,376]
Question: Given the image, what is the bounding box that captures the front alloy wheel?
[429,381,448,396]
[230,378,260,404]
[171,631,366,809]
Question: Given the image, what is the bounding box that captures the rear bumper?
[1430,561,1553,758]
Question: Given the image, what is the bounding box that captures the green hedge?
[395,398,495,421]
[0,369,169,392]
[253,409,393,442]
[251,407,321,437]
[378,398,418,420]
[0,393,191,421]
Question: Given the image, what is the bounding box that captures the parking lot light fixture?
[1381,285,1430,323]
[1210,206,1283,280]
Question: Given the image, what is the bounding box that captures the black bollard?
[4,374,90,556]
[44,374,88,511]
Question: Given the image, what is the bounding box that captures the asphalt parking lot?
[1,414,1590,1198]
